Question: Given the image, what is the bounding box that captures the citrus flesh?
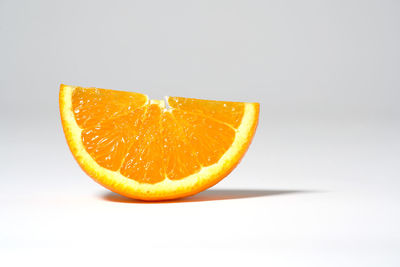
[60,84,259,200]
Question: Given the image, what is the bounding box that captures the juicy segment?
[72,87,148,129]
[71,87,242,184]
[168,97,244,128]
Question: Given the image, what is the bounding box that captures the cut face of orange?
[60,84,259,200]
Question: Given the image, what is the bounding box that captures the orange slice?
[59,84,259,200]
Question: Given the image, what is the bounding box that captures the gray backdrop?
[1,0,399,266]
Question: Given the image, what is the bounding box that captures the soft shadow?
[100,189,314,204]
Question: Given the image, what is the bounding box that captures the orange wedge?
[59,84,259,200]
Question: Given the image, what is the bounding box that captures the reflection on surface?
[100,189,312,204]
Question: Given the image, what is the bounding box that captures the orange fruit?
[59,84,259,201]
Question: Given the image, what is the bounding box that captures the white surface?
[1,0,399,265]
[1,119,399,266]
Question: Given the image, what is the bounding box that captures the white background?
[1,0,399,266]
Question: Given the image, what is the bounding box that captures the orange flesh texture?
[71,87,245,184]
